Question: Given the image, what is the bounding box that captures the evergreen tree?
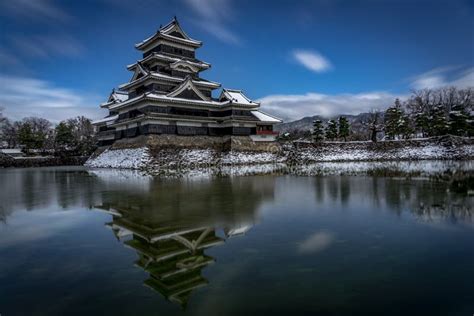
[338,116,350,141]
[448,104,469,136]
[18,123,37,152]
[312,119,324,142]
[325,120,338,140]
[384,99,404,139]
[55,122,75,150]
[430,105,449,136]
[413,112,430,138]
[399,113,414,139]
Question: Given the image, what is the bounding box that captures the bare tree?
[362,110,383,142]
[0,119,20,148]
[0,107,5,125]
[65,116,96,155]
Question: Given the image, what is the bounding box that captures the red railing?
[256,130,279,135]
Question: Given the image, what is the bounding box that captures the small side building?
[0,149,25,158]
[93,17,281,147]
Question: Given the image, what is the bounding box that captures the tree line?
[0,110,96,156]
[311,87,473,142]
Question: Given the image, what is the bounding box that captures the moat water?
[0,165,473,315]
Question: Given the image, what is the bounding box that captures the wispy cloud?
[0,0,70,23]
[410,66,474,89]
[183,0,241,45]
[293,49,332,73]
[0,74,103,123]
[11,34,85,60]
[258,91,400,122]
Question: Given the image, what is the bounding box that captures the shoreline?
[2,136,472,172]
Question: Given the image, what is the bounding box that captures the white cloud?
[0,74,104,123]
[411,66,474,89]
[298,231,334,254]
[12,34,85,59]
[183,0,241,45]
[258,91,401,122]
[293,49,332,73]
[0,0,70,23]
[260,66,474,122]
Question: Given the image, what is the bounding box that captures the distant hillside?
[275,112,385,140]
[275,112,383,140]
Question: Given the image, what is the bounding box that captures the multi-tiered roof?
[94,17,281,146]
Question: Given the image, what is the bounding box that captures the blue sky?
[0,0,473,122]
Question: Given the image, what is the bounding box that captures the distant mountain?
[275,112,385,139]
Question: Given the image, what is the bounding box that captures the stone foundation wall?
[107,135,281,153]
[86,135,473,172]
[287,136,474,163]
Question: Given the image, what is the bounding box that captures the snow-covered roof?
[127,53,210,71]
[220,89,259,106]
[170,60,201,73]
[92,115,119,125]
[167,76,209,101]
[0,148,23,154]
[135,17,202,50]
[100,90,129,108]
[251,110,282,123]
[119,72,221,90]
[108,92,228,110]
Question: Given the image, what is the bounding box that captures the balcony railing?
[256,130,279,135]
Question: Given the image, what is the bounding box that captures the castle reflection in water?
[92,171,276,307]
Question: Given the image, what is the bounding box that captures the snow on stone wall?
[85,147,150,169]
[221,151,283,165]
[292,142,474,163]
[84,137,473,176]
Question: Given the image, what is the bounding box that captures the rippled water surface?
[0,166,473,316]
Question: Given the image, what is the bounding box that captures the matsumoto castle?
[94,17,281,146]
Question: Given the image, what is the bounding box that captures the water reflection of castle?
[94,176,275,307]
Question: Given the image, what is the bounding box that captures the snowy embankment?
[293,160,474,176]
[84,136,473,177]
[85,147,282,171]
[290,137,474,163]
[85,147,150,169]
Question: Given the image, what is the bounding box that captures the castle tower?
[93,17,281,146]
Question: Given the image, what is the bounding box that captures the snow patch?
[85,147,150,169]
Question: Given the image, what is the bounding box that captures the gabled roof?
[135,17,202,51]
[127,53,210,71]
[119,72,221,90]
[170,60,200,73]
[160,16,192,40]
[92,114,119,125]
[100,89,129,108]
[108,92,229,111]
[167,76,209,101]
[219,89,260,106]
[251,110,282,123]
[131,62,149,81]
